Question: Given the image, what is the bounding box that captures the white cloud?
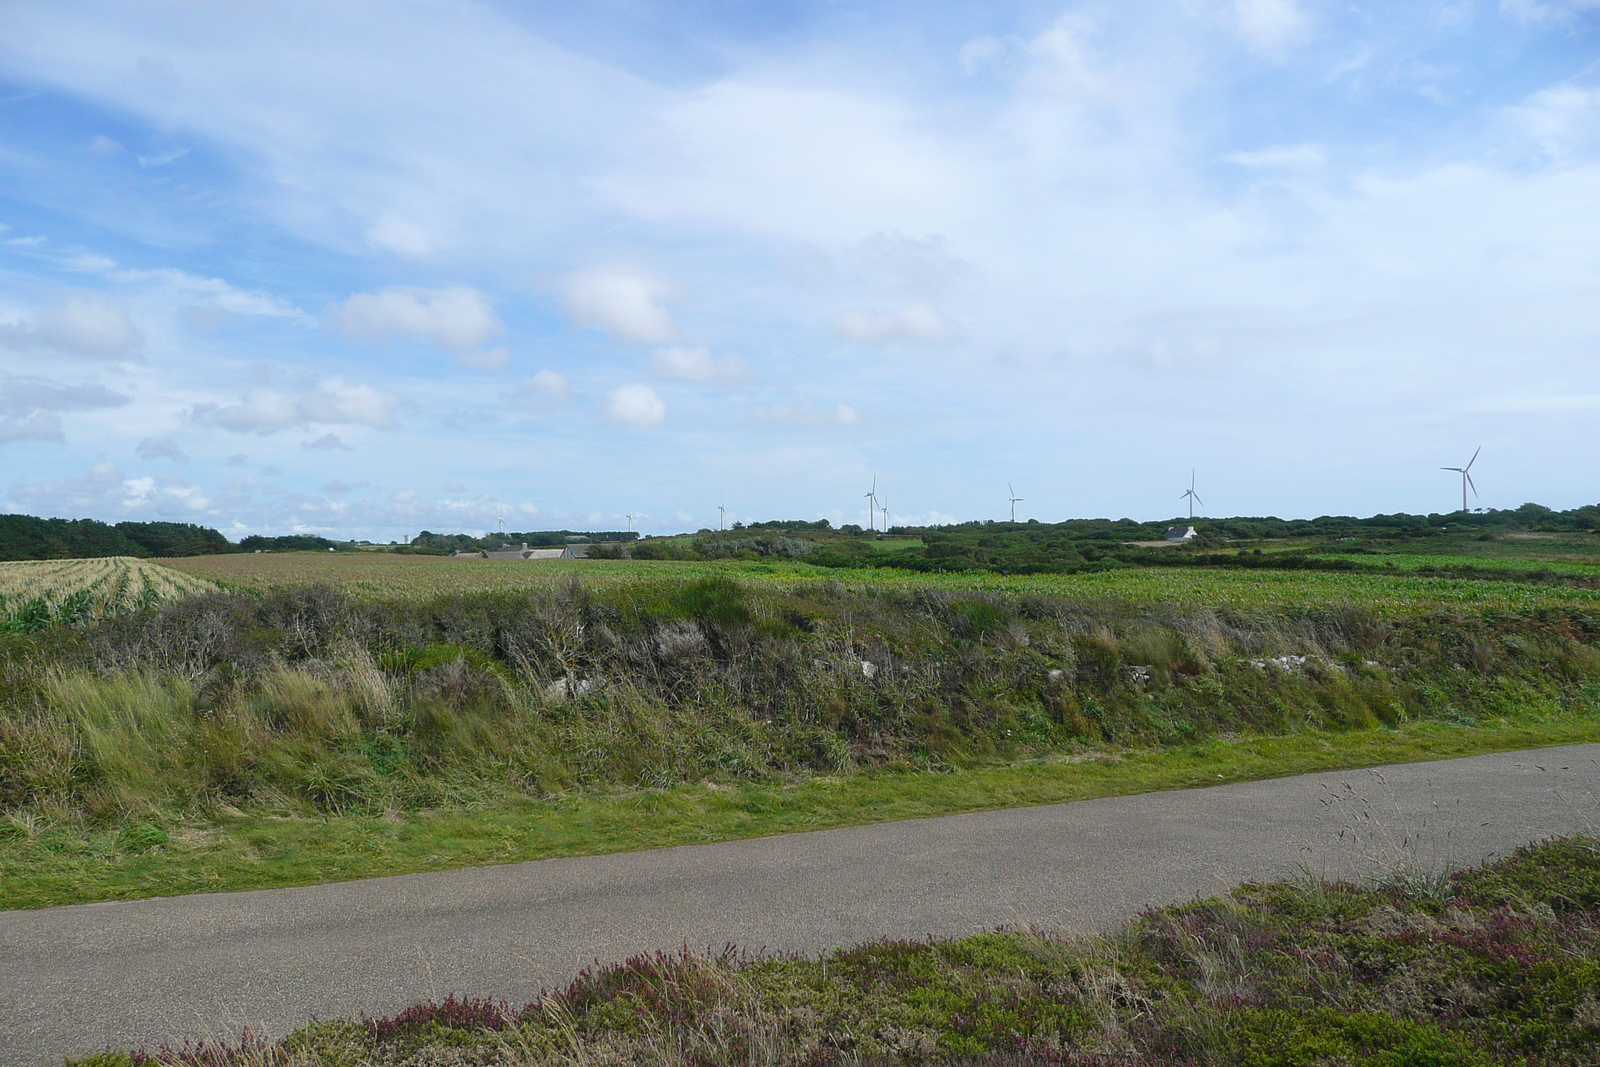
[1234,0,1310,55]
[136,437,188,462]
[303,432,353,451]
[1505,84,1600,163]
[0,292,143,359]
[835,403,858,425]
[959,36,1005,75]
[115,267,307,320]
[1500,0,1600,23]
[511,369,571,408]
[831,303,959,345]
[455,345,509,370]
[0,375,129,443]
[325,286,502,353]
[88,134,123,154]
[1225,144,1325,169]
[564,266,677,344]
[190,377,399,435]
[365,215,435,256]
[8,461,210,517]
[649,346,748,383]
[600,383,666,428]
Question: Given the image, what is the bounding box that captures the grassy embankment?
[73,836,1600,1066]
[4,554,1600,908]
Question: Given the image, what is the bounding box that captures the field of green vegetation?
[0,556,215,633]
[2,544,1598,909]
[168,550,1600,614]
[73,836,1600,1066]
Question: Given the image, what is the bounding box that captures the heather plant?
[77,836,1600,1066]
[2,577,1599,831]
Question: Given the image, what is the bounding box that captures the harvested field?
[0,557,215,632]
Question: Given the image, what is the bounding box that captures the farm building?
[1165,525,1197,541]
[452,543,594,560]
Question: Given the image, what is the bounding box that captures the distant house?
[1165,525,1197,541]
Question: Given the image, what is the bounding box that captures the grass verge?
[7,717,1598,910]
[74,834,1600,1066]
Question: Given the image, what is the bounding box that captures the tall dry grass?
[2,576,1598,827]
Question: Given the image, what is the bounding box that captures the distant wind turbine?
[626,512,633,534]
[1441,446,1481,514]
[864,475,878,533]
[1181,470,1203,520]
[880,496,889,531]
[497,509,505,536]
[718,502,726,532]
[1008,483,1023,523]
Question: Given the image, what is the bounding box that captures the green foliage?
[0,514,231,561]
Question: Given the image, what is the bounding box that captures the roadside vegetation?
[4,564,1599,907]
[73,835,1600,1066]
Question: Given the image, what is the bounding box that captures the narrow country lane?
[3,745,1597,1067]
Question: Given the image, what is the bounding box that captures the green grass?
[7,716,1597,910]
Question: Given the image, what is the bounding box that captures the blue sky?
[0,0,1597,539]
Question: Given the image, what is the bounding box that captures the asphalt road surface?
[5,744,1598,1066]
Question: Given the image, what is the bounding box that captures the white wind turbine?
[1441,447,1481,514]
[880,496,889,532]
[718,502,726,531]
[863,475,879,533]
[1008,483,1023,523]
[1181,469,1203,520]
[626,512,634,534]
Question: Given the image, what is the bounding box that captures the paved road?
[4,745,1598,1066]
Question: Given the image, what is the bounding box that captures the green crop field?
[0,556,215,632]
[165,549,1600,615]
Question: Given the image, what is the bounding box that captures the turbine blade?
[1466,446,1481,471]
[1194,494,1204,507]
[1466,471,1477,495]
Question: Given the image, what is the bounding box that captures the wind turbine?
[863,476,878,533]
[718,502,726,532]
[1441,447,1481,514]
[626,512,634,534]
[1008,483,1023,523]
[879,496,889,532]
[1181,470,1203,520]
[497,508,506,538]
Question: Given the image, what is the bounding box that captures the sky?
[0,0,1598,540]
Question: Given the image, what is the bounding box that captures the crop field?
[164,549,1600,615]
[0,556,215,632]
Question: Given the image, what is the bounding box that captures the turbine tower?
[880,496,889,532]
[1008,483,1023,523]
[626,512,633,534]
[718,502,726,532]
[1181,470,1203,520]
[497,508,506,537]
[863,475,878,533]
[1441,447,1481,514]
